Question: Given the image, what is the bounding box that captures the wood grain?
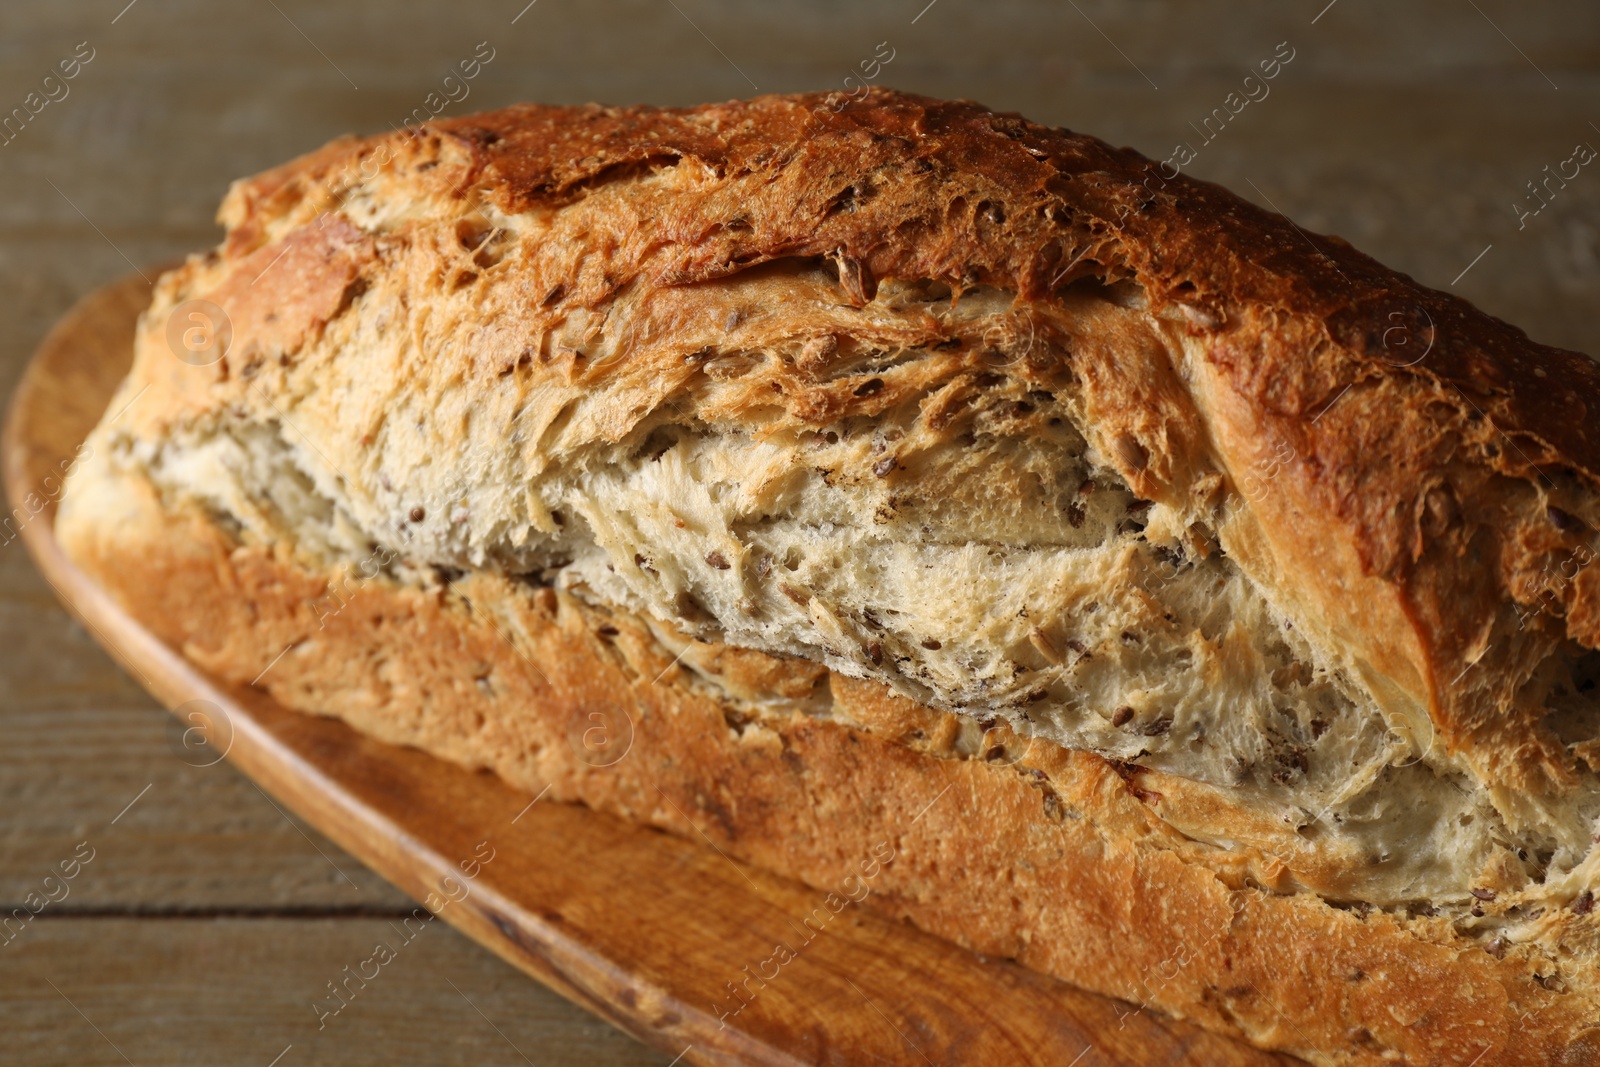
[3,918,669,1067]
[0,701,415,910]
[2,272,1302,1066]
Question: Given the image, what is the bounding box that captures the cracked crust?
[122,89,1600,805]
[55,89,1600,1063]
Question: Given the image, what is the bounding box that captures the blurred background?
[1,1,1597,1063]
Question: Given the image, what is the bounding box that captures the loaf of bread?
[56,89,1600,1064]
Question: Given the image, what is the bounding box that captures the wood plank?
[2,917,672,1066]
[0,2,1598,1063]
[0,705,413,910]
[0,0,1593,99]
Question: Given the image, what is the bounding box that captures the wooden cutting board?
[2,271,1304,1067]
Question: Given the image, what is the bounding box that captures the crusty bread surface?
[55,89,1600,1065]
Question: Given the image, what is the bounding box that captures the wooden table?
[1,1,1597,1063]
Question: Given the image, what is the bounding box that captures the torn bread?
[56,90,1600,1065]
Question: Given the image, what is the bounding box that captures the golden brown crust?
[57,90,1600,1063]
[143,88,1600,802]
[59,462,1600,1067]
[428,94,1600,803]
